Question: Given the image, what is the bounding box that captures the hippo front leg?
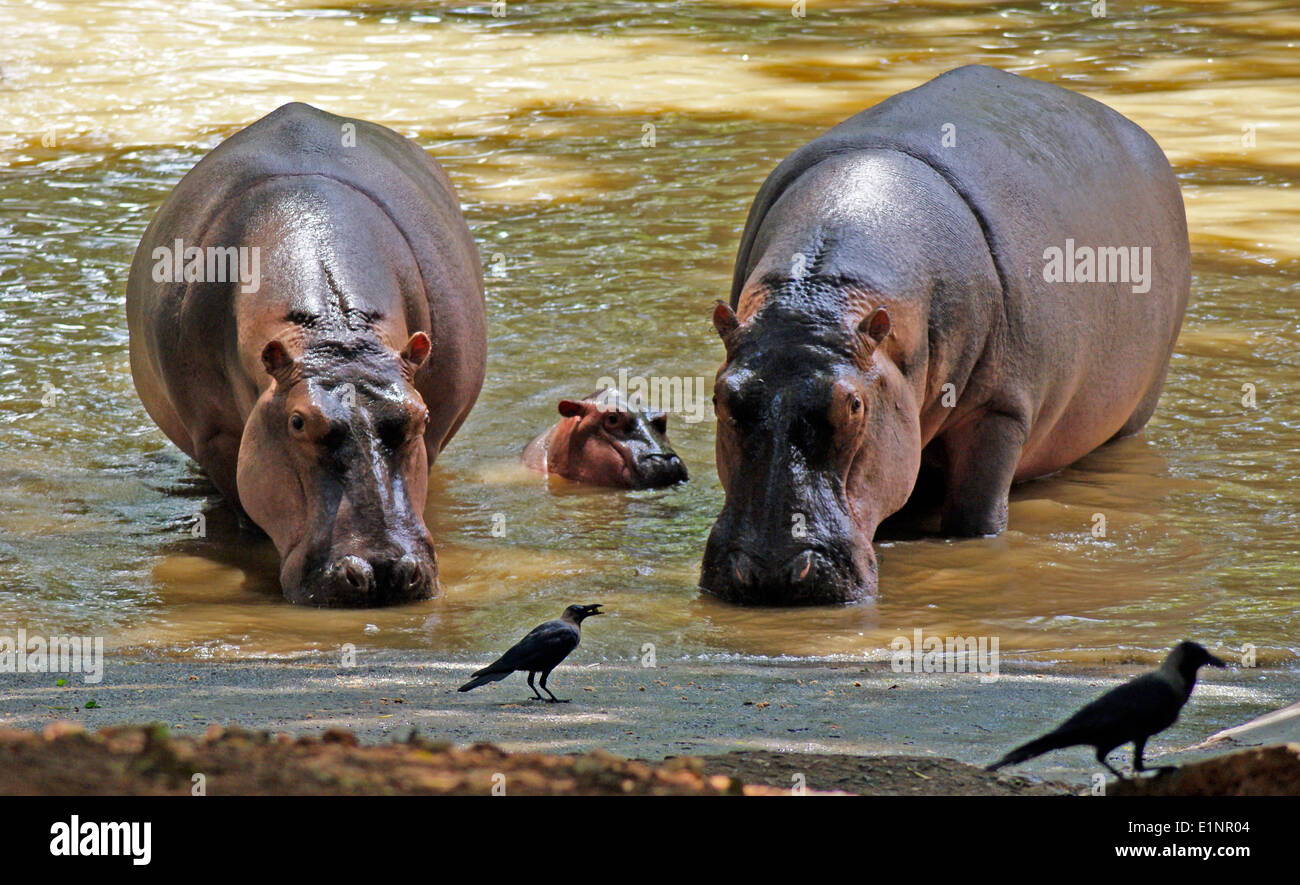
[938,409,1029,537]
[194,427,244,510]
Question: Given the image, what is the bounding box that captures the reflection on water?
[0,1,1297,664]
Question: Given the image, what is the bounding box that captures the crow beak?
[1208,653,1229,668]
[586,604,604,616]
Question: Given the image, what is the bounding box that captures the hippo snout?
[701,534,873,606]
[300,550,435,607]
[633,451,688,487]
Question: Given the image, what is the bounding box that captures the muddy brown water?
[0,1,1296,667]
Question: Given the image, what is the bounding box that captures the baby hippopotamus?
[522,389,688,488]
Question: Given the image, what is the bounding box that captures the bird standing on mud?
[986,641,1227,778]
[458,604,603,702]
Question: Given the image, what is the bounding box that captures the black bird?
[458,604,603,702]
[987,641,1227,778]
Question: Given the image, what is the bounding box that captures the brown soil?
[7,721,1288,796]
[0,722,749,796]
[0,721,1063,796]
[1111,744,1300,796]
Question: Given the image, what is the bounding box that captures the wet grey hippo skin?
[127,102,487,606]
[702,65,1190,605]
[522,388,688,488]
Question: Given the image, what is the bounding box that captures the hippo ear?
[858,307,891,347]
[714,301,742,361]
[400,332,432,371]
[260,339,296,384]
[713,301,740,339]
[558,399,592,419]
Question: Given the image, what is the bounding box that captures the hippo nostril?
[395,553,424,593]
[338,556,374,592]
[732,551,756,587]
[787,550,816,585]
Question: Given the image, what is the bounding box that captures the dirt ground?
[1111,744,1300,797]
[4,653,1288,787]
[3,722,1296,795]
[692,750,1072,795]
[3,655,1296,795]
[0,721,1071,796]
[0,722,737,796]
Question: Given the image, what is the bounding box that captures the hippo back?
[732,65,1188,316]
[131,102,482,330]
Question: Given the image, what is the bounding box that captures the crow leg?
[526,671,545,701]
[540,670,567,703]
[1134,739,1177,775]
[1096,748,1127,780]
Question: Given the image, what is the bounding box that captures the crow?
[986,641,1227,778]
[458,604,603,702]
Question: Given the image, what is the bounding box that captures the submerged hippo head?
[526,388,688,488]
[236,331,438,606]
[701,299,920,605]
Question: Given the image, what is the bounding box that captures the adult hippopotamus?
[701,65,1190,605]
[522,389,688,488]
[127,102,486,606]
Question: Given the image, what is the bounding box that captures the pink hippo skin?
[522,389,688,488]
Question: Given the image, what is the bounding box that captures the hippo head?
[701,298,920,605]
[548,388,688,488]
[236,331,438,606]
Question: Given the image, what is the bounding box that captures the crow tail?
[458,670,510,693]
[986,731,1071,772]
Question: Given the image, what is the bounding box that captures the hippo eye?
[603,412,622,430]
[377,415,410,450]
[290,413,306,433]
[850,396,863,415]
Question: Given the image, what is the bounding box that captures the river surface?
[0,0,1297,666]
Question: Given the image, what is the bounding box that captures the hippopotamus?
[522,389,688,488]
[701,65,1190,605]
[127,102,486,606]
